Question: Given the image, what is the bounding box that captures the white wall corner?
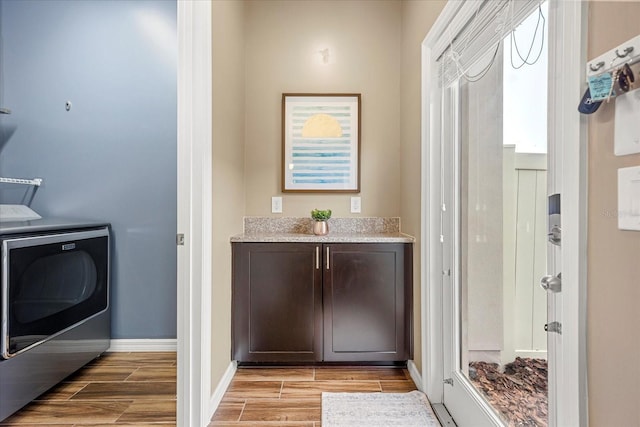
[208,361,238,419]
[107,339,177,352]
[407,359,424,392]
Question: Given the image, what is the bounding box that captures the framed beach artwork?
[282,93,361,193]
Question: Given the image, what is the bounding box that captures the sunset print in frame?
[282,93,361,193]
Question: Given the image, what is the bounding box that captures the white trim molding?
[547,1,589,426]
[108,339,177,352]
[177,0,213,426]
[208,361,237,419]
[420,2,450,402]
[407,360,424,392]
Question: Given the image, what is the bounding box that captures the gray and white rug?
[322,390,441,427]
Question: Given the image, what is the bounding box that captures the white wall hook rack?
[0,177,43,186]
[586,34,640,80]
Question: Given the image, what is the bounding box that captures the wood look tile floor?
[209,366,418,427]
[1,352,418,427]
[0,352,176,426]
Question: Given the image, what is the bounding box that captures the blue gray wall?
[0,0,177,339]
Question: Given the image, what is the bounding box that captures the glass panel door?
[441,3,550,426]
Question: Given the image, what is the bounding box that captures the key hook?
[589,61,604,72]
[615,46,634,59]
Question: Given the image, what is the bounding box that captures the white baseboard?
[107,339,177,352]
[208,361,238,419]
[407,359,424,392]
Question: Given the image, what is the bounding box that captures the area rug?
[322,390,441,427]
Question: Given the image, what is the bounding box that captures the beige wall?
[400,0,447,374]
[211,0,246,394]
[587,2,640,426]
[244,0,402,218]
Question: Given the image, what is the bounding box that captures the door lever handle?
[540,273,562,293]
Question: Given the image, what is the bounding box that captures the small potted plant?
[311,208,332,235]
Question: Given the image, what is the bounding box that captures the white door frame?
[177,1,213,426]
[420,1,588,425]
[546,1,589,425]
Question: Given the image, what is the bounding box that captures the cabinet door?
[232,243,323,362]
[323,243,412,362]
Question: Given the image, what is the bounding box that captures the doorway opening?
[459,3,549,426]
[422,1,587,425]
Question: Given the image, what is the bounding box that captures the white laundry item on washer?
[0,204,42,222]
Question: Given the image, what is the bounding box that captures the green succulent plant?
[311,209,332,221]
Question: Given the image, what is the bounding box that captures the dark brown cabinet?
[323,243,412,362]
[232,242,412,364]
[232,243,323,362]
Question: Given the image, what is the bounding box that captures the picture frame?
[282,93,361,193]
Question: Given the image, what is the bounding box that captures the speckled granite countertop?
[231,232,414,243]
[230,217,415,243]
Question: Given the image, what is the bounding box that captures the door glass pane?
[457,3,548,426]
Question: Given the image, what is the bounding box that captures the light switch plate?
[350,196,361,214]
[614,89,640,156]
[271,196,282,214]
[618,166,640,231]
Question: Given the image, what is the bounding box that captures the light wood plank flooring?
[209,366,418,427]
[0,352,176,426]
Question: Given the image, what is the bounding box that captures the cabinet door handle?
[315,246,320,269]
[326,246,330,270]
